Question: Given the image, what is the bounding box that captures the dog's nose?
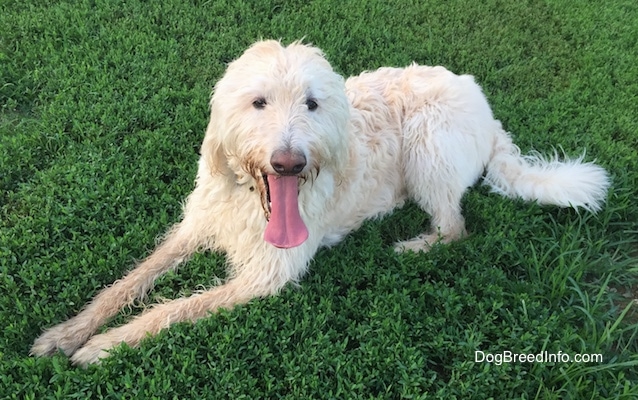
[270,149,307,176]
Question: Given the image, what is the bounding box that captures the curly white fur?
[31,40,609,366]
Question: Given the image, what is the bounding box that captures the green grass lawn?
[2,0,637,398]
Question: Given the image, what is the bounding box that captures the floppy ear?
[199,94,230,175]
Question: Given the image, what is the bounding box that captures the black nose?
[270,149,307,176]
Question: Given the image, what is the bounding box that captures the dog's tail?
[483,129,610,212]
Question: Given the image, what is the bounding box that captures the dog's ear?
[199,100,229,175]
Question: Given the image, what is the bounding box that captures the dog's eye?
[306,98,318,111]
[252,98,267,109]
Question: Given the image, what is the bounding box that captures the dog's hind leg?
[394,110,485,252]
[30,221,199,358]
[395,176,468,253]
[70,271,281,366]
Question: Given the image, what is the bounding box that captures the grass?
[1,0,637,398]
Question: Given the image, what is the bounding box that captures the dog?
[31,40,610,366]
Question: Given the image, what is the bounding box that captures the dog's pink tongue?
[264,175,309,248]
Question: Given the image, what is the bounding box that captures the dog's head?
[201,40,350,248]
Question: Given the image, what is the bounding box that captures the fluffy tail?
[483,129,610,212]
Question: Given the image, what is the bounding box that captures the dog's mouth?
[258,173,309,249]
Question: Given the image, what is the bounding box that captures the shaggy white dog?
[31,40,610,366]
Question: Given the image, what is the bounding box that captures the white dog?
[31,40,610,366]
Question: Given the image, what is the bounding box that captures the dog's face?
[202,41,350,248]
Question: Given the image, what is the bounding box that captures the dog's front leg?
[30,222,199,358]
[70,274,280,366]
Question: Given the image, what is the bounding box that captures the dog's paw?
[71,333,118,367]
[394,234,437,253]
[31,321,91,357]
[394,241,431,253]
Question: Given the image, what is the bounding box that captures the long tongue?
[264,175,309,248]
